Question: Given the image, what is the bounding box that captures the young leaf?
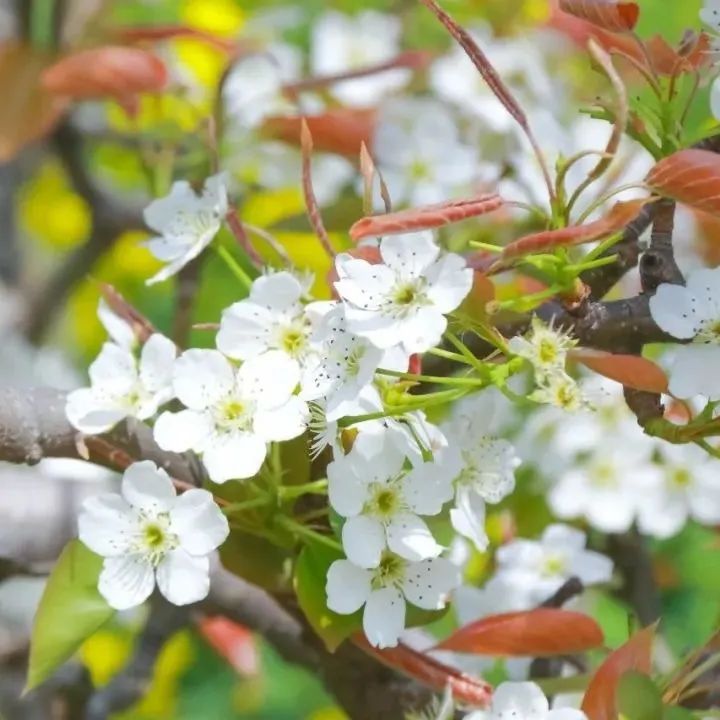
[27,540,114,691]
[353,635,493,707]
[559,0,639,32]
[0,42,66,162]
[570,348,668,393]
[581,624,656,720]
[647,150,720,217]
[617,671,663,720]
[198,616,259,675]
[294,542,360,652]
[42,46,167,114]
[500,199,648,261]
[434,608,604,656]
[349,195,504,241]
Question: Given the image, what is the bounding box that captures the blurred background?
[0,0,716,718]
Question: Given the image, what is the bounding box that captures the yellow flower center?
[372,551,406,589]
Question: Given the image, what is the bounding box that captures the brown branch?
[639,198,684,292]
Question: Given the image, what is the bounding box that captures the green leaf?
[617,671,663,720]
[220,529,291,593]
[27,540,114,690]
[295,542,360,652]
[661,707,695,720]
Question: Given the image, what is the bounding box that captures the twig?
[172,254,204,347]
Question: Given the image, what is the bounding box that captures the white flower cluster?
[465,681,587,720]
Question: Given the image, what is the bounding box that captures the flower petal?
[156,548,210,605]
[78,494,135,557]
[401,557,459,610]
[171,489,229,556]
[326,559,372,614]
[342,515,386,568]
[139,334,177,393]
[253,396,308,442]
[173,349,235,410]
[668,345,720,400]
[363,587,405,648]
[216,302,273,360]
[380,232,439,277]
[425,253,473,313]
[249,271,303,309]
[65,388,127,434]
[450,487,489,552]
[328,458,368,516]
[98,554,155,610]
[649,283,697,339]
[89,342,137,392]
[121,460,176,514]
[491,682,549,716]
[236,350,300,408]
[202,432,267,483]
[401,464,453,515]
[153,409,213,453]
[386,513,442,561]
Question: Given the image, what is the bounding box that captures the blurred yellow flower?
[181,0,244,37]
[80,630,132,686]
[19,162,90,250]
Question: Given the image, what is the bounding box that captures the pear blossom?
[508,316,576,382]
[144,173,228,285]
[300,303,409,421]
[154,349,308,483]
[311,11,410,107]
[217,271,316,374]
[465,682,587,720]
[334,233,473,353]
[79,461,229,609]
[326,551,459,648]
[374,98,480,206]
[494,525,613,605]
[530,372,587,413]
[649,268,720,399]
[328,432,452,566]
[66,334,176,435]
[97,299,136,350]
[548,444,657,533]
[635,442,720,538]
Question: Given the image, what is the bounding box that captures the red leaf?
[570,348,668,393]
[350,195,504,241]
[501,199,648,261]
[198,617,259,676]
[42,47,167,113]
[0,42,66,162]
[353,634,492,707]
[263,108,376,157]
[582,625,655,720]
[559,0,639,32]
[435,609,604,657]
[646,149,720,217]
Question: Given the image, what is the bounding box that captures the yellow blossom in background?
[19,162,90,251]
[181,0,244,37]
[106,94,204,135]
[308,707,349,720]
[242,188,305,228]
[81,630,133,687]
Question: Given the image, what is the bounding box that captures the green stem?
[376,368,484,387]
[426,347,476,366]
[277,516,342,552]
[222,496,271,515]
[215,244,253,289]
[279,479,329,499]
[444,331,486,373]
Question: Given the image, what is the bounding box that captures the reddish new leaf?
[501,199,648,260]
[0,42,66,162]
[353,634,492,707]
[647,149,720,217]
[198,617,259,675]
[42,47,167,114]
[263,109,376,157]
[581,625,655,720]
[570,349,668,393]
[435,609,604,657]
[559,0,639,32]
[350,195,504,241]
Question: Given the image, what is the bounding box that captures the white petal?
[570,550,614,586]
[78,494,135,557]
[326,559,372,614]
[139,334,177,393]
[491,682,549,716]
[171,489,229,555]
[328,458,368,516]
[547,710,589,720]
[426,254,473,313]
[253,396,308,442]
[668,346,720,400]
[398,306,447,353]
[386,513,442,561]
[450,488,489,552]
[216,302,273,360]
[380,232,439,277]
[686,266,720,317]
[542,524,586,552]
[98,555,155,610]
[401,465,453,515]
[401,557,459,610]
[496,540,544,571]
[173,349,235,410]
[153,409,213,453]
[363,587,405,648]
[98,299,135,349]
[146,234,189,262]
[649,283,697,339]
[89,342,137,392]
[250,271,303,309]
[66,388,127,434]
[156,548,210,605]
[236,351,299,408]
[202,432,267,482]
[121,460,176,514]
[342,515,386,568]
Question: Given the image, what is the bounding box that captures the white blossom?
[311,10,410,107]
[326,551,459,648]
[649,268,720,399]
[530,372,587,413]
[154,349,308,483]
[465,682,587,720]
[97,299,136,350]
[374,98,480,207]
[66,334,176,435]
[508,316,576,382]
[79,461,229,609]
[144,173,228,285]
[635,442,720,538]
[328,432,452,566]
[217,271,317,374]
[334,233,473,353]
